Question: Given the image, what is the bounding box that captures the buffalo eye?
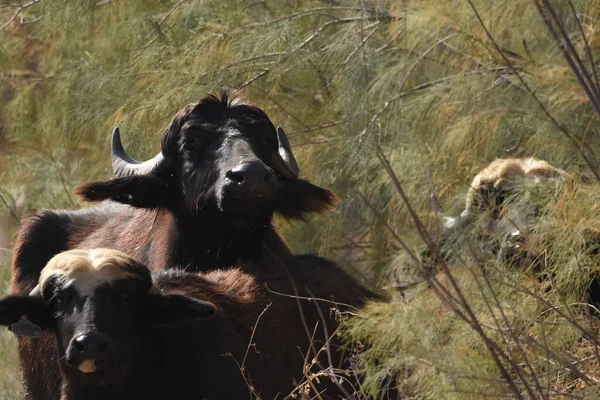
[55,291,72,305]
[182,140,197,153]
[51,290,76,315]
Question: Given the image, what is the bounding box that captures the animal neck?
[173,209,275,270]
[60,352,153,400]
[61,379,142,400]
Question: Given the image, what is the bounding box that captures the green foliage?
[0,250,22,398]
[3,0,600,398]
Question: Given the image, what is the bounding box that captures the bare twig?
[238,69,269,89]
[288,118,355,136]
[399,34,456,92]
[0,192,19,224]
[236,7,397,31]
[295,18,374,52]
[343,22,381,65]
[132,0,186,60]
[306,287,353,399]
[266,285,362,312]
[242,0,265,11]
[253,87,311,129]
[241,302,272,367]
[567,0,599,89]
[534,0,600,116]
[465,0,600,183]
[0,0,42,32]
[224,352,263,400]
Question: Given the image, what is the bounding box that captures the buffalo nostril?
[225,162,276,196]
[73,337,85,352]
[67,332,116,374]
[72,333,113,356]
[226,170,244,183]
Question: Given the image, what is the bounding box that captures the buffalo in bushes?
[3,248,379,400]
[11,90,338,399]
[398,158,567,288]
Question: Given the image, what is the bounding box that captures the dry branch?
[0,0,42,32]
[132,0,187,60]
[466,0,600,183]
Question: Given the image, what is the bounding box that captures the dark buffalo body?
[1,249,379,400]
[11,91,338,399]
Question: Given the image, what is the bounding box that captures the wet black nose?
[66,332,115,371]
[225,162,276,196]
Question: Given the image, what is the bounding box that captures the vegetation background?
[2,0,600,398]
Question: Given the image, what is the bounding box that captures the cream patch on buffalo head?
[39,249,146,297]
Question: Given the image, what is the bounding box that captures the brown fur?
[11,205,293,400]
[132,251,381,400]
[465,157,565,211]
[8,248,383,399]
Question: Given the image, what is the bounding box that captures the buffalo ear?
[74,175,176,209]
[276,179,340,221]
[0,295,53,332]
[142,294,216,325]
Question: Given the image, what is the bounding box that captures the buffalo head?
[435,158,567,268]
[77,91,337,225]
[0,249,214,389]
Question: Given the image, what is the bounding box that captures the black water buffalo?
[11,90,338,399]
[1,249,378,400]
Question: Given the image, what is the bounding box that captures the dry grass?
[4,0,600,398]
[0,250,23,399]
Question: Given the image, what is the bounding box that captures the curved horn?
[271,127,299,179]
[29,284,42,298]
[111,127,168,178]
